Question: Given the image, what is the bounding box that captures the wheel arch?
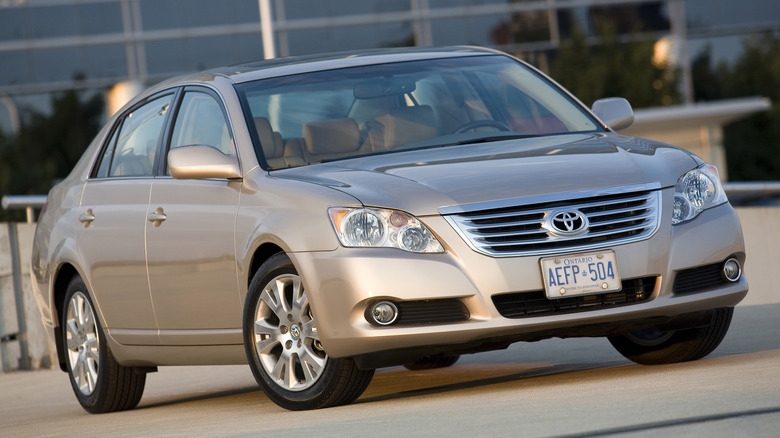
[51,262,80,371]
[247,242,285,288]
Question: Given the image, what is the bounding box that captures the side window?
[94,126,120,178]
[169,91,234,155]
[94,94,173,178]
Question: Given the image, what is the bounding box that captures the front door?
[145,88,243,345]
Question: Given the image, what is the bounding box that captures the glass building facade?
[0,0,779,132]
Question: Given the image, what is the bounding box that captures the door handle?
[148,207,167,227]
[79,209,95,227]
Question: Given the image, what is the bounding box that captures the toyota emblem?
[545,209,589,236]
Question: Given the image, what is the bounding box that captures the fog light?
[370,301,398,326]
[722,258,742,282]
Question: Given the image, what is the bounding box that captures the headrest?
[302,119,360,155]
[378,106,436,149]
[254,117,283,158]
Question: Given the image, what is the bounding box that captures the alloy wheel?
[252,274,327,391]
[65,290,100,395]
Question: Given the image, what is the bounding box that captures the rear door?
[76,92,175,345]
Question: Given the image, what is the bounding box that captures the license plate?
[540,251,621,299]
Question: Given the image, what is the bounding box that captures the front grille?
[393,299,470,325]
[673,262,727,295]
[441,184,661,257]
[492,276,657,318]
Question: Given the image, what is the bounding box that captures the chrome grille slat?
[462,209,546,221]
[563,193,652,211]
[473,223,652,246]
[461,217,544,230]
[589,211,655,228]
[586,203,654,218]
[442,184,662,257]
[468,229,548,238]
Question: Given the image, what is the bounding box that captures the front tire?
[608,307,734,365]
[62,276,146,413]
[243,253,374,410]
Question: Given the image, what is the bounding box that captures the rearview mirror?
[592,98,634,131]
[354,77,416,99]
[168,145,242,180]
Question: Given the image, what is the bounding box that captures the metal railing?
[0,195,43,370]
[1,195,47,224]
[1,183,779,223]
[723,182,780,195]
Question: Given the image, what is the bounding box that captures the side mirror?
[168,145,242,180]
[592,98,634,131]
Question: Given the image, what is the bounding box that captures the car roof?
[181,45,503,85]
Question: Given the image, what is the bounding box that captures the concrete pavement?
[1,303,778,437]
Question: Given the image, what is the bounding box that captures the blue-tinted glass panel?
[430,14,511,46]
[140,0,259,30]
[286,22,413,55]
[428,0,505,7]
[0,8,28,41]
[585,2,668,34]
[83,44,128,80]
[140,0,183,30]
[145,35,259,75]
[687,0,780,29]
[78,2,124,35]
[283,0,409,20]
[28,5,80,39]
[234,33,264,63]
[689,35,746,67]
[145,39,187,75]
[31,47,83,83]
[186,35,239,70]
[0,51,30,86]
[2,3,122,41]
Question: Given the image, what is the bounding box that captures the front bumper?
[292,202,748,364]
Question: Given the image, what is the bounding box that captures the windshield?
[236,55,603,170]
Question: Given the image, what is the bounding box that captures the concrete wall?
[735,207,780,306]
[0,223,55,373]
[0,207,777,372]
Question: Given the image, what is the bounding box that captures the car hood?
[274,133,699,216]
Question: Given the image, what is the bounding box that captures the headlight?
[672,164,728,225]
[328,207,444,253]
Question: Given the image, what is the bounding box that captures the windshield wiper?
[453,133,536,146]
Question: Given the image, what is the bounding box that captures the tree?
[547,24,680,108]
[0,90,104,221]
[694,34,780,181]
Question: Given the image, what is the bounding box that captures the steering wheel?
[453,120,511,134]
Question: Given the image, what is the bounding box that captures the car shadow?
[135,304,779,411]
[137,386,262,410]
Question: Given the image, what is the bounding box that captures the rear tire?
[608,307,734,365]
[243,253,374,410]
[404,355,460,370]
[62,276,146,413]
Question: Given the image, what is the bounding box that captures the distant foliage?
[704,34,780,181]
[545,26,779,182]
[546,25,681,108]
[0,90,103,221]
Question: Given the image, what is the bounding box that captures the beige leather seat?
[302,118,361,161]
[254,117,285,168]
[366,106,436,152]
